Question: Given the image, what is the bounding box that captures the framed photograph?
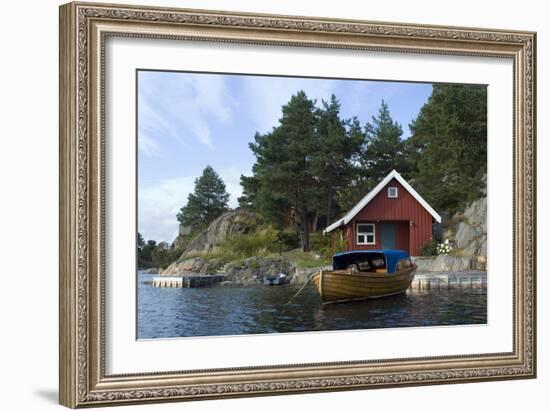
[59,1,536,408]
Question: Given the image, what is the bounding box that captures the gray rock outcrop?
[223,257,294,285]
[161,209,260,276]
[178,209,258,258]
[412,255,474,272]
[290,266,331,285]
[160,257,225,276]
[452,197,487,257]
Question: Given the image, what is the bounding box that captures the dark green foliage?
[137,238,157,268]
[362,100,412,183]
[151,241,181,269]
[241,92,370,251]
[137,232,145,251]
[246,91,318,251]
[310,231,346,258]
[238,172,290,227]
[177,165,230,229]
[276,229,300,251]
[237,174,258,210]
[137,236,182,269]
[218,227,297,260]
[408,84,487,213]
[419,239,439,257]
[336,101,412,212]
[312,95,364,225]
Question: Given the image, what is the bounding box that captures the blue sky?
[137,70,432,243]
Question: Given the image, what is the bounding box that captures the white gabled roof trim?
[323,170,441,234]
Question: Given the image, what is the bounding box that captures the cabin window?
[388,187,398,198]
[356,223,375,245]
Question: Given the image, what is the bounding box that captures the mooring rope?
[284,271,318,305]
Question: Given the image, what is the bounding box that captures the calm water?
[137,271,487,339]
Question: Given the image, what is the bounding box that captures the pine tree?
[248,91,317,251]
[334,117,368,213]
[137,232,145,252]
[408,84,487,213]
[238,172,289,227]
[361,100,409,185]
[312,95,364,225]
[177,166,230,229]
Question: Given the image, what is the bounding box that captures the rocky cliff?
[452,197,487,256]
[417,195,487,272]
[175,209,258,259]
[161,257,226,276]
[160,209,329,284]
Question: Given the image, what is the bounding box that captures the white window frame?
[356,223,376,245]
[388,186,398,198]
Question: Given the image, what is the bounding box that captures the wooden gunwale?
[313,266,416,303]
[322,273,412,287]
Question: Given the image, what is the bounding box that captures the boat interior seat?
[350,261,387,274]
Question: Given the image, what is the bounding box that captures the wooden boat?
[312,250,416,304]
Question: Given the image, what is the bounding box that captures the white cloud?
[138,72,236,150]
[138,165,251,243]
[138,176,195,243]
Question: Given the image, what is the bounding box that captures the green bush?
[311,232,346,258]
[219,226,284,259]
[277,229,300,250]
[151,244,183,269]
[419,239,439,256]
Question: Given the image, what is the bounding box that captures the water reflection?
[137,272,487,339]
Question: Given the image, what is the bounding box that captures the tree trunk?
[301,207,310,252]
[326,187,333,226]
[312,212,318,233]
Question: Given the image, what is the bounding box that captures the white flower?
[436,240,453,255]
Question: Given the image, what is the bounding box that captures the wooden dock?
[152,275,225,288]
[410,271,487,291]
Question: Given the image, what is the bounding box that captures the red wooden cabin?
[324,170,441,256]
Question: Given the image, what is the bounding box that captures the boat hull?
[312,266,416,304]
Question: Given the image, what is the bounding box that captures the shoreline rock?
[160,257,225,276]
[160,254,328,286]
[161,254,485,287]
[290,267,330,285]
[223,256,294,285]
[412,255,486,273]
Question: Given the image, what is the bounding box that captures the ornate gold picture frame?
[59,1,536,408]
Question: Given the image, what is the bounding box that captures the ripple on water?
[137,272,487,339]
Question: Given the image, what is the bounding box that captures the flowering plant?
[436,239,453,255]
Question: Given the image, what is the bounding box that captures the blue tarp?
[332,250,410,273]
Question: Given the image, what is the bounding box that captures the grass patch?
[276,248,330,269]
[218,227,278,260]
[182,226,331,269]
